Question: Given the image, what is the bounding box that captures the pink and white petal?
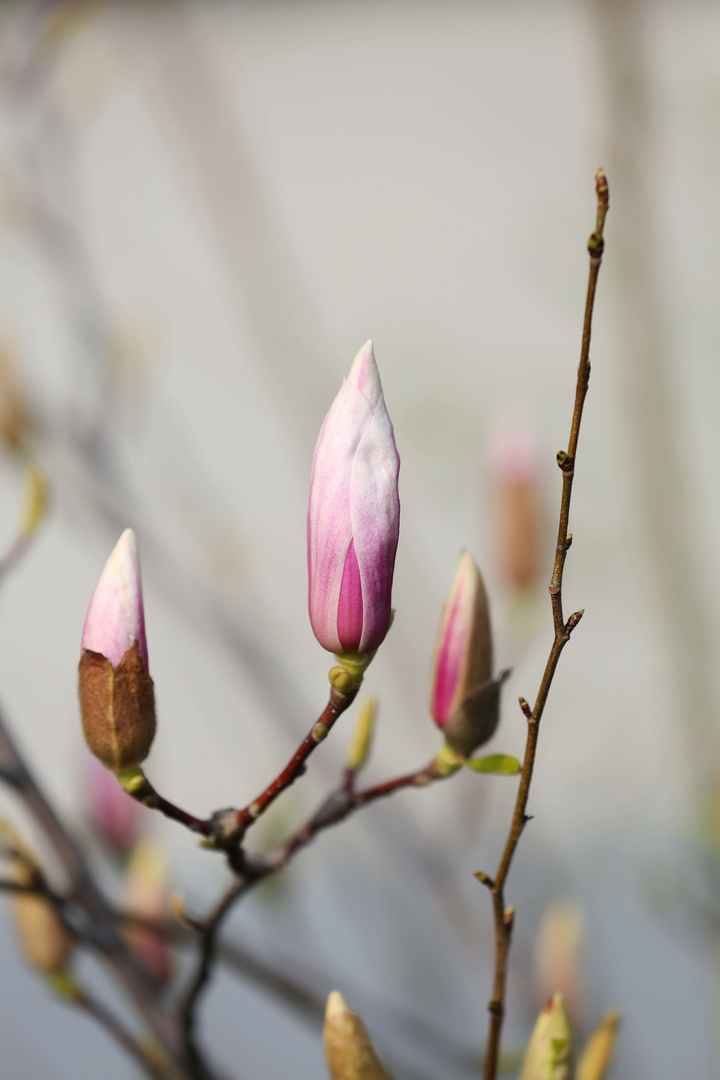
[82,529,148,669]
[307,380,373,651]
[347,340,383,411]
[348,397,401,654]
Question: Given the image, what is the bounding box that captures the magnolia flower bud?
[9,860,72,975]
[520,992,573,1080]
[308,341,400,657]
[78,529,155,773]
[429,551,505,757]
[84,751,142,856]
[323,991,393,1080]
[123,839,173,986]
[576,1011,621,1080]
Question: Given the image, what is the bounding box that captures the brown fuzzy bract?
[78,641,156,771]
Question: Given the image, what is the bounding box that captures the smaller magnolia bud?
[9,860,72,975]
[576,1011,621,1080]
[429,551,505,757]
[324,991,393,1080]
[346,699,377,771]
[78,529,155,772]
[123,839,173,986]
[83,751,142,856]
[520,992,573,1080]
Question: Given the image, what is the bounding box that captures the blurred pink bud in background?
[81,527,148,669]
[83,751,142,856]
[307,341,400,655]
[123,839,173,987]
[489,417,544,590]
[534,900,585,1033]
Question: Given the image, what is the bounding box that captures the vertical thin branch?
[480,171,609,1080]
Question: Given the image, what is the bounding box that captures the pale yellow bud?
[21,463,47,535]
[576,1011,621,1080]
[323,991,393,1080]
[9,861,72,975]
[520,992,573,1080]
[346,699,377,771]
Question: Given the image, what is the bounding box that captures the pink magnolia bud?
[429,551,504,757]
[78,529,156,772]
[307,341,400,656]
[84,751,142,856]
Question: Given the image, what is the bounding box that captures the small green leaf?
[464,754,521,775]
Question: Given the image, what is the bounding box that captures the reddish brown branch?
[480,170,609,1080]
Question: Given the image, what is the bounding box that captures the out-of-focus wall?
[0,2,718,1077]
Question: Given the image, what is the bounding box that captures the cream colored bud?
[577,1011,621,1080]
[324,991,393,1080]
[21,464,47,535]
[9,861,72,975]
[520,992,573,1080]
[346,699,377,771]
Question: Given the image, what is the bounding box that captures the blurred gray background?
[0,0,719,1077]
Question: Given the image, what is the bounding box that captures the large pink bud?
[307,341,400,656]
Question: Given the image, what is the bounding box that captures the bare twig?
[480,170,609,1080]
[176,874,250,1076]
[73,987,173,1080]
[125,774,214,838]
[0,702,189,1074]
[213,688,358,845]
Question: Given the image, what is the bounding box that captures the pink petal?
[82,529,148,669]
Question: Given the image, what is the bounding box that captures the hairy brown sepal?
[79,641,156,772]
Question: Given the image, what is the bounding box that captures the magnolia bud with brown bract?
[520,992,573,1080]
[324,991,393,1080]
[78,529,155,773]
[429,551,506,758]
[9,860,72,975]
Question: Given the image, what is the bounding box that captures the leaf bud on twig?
[519,992,573,1080]
[429,551,507,758]
[323,990,393,1080]
[308,342,400,662]
[78,529,156,773]
[346,699,377,772]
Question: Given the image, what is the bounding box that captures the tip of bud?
[326,990,349,1020]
